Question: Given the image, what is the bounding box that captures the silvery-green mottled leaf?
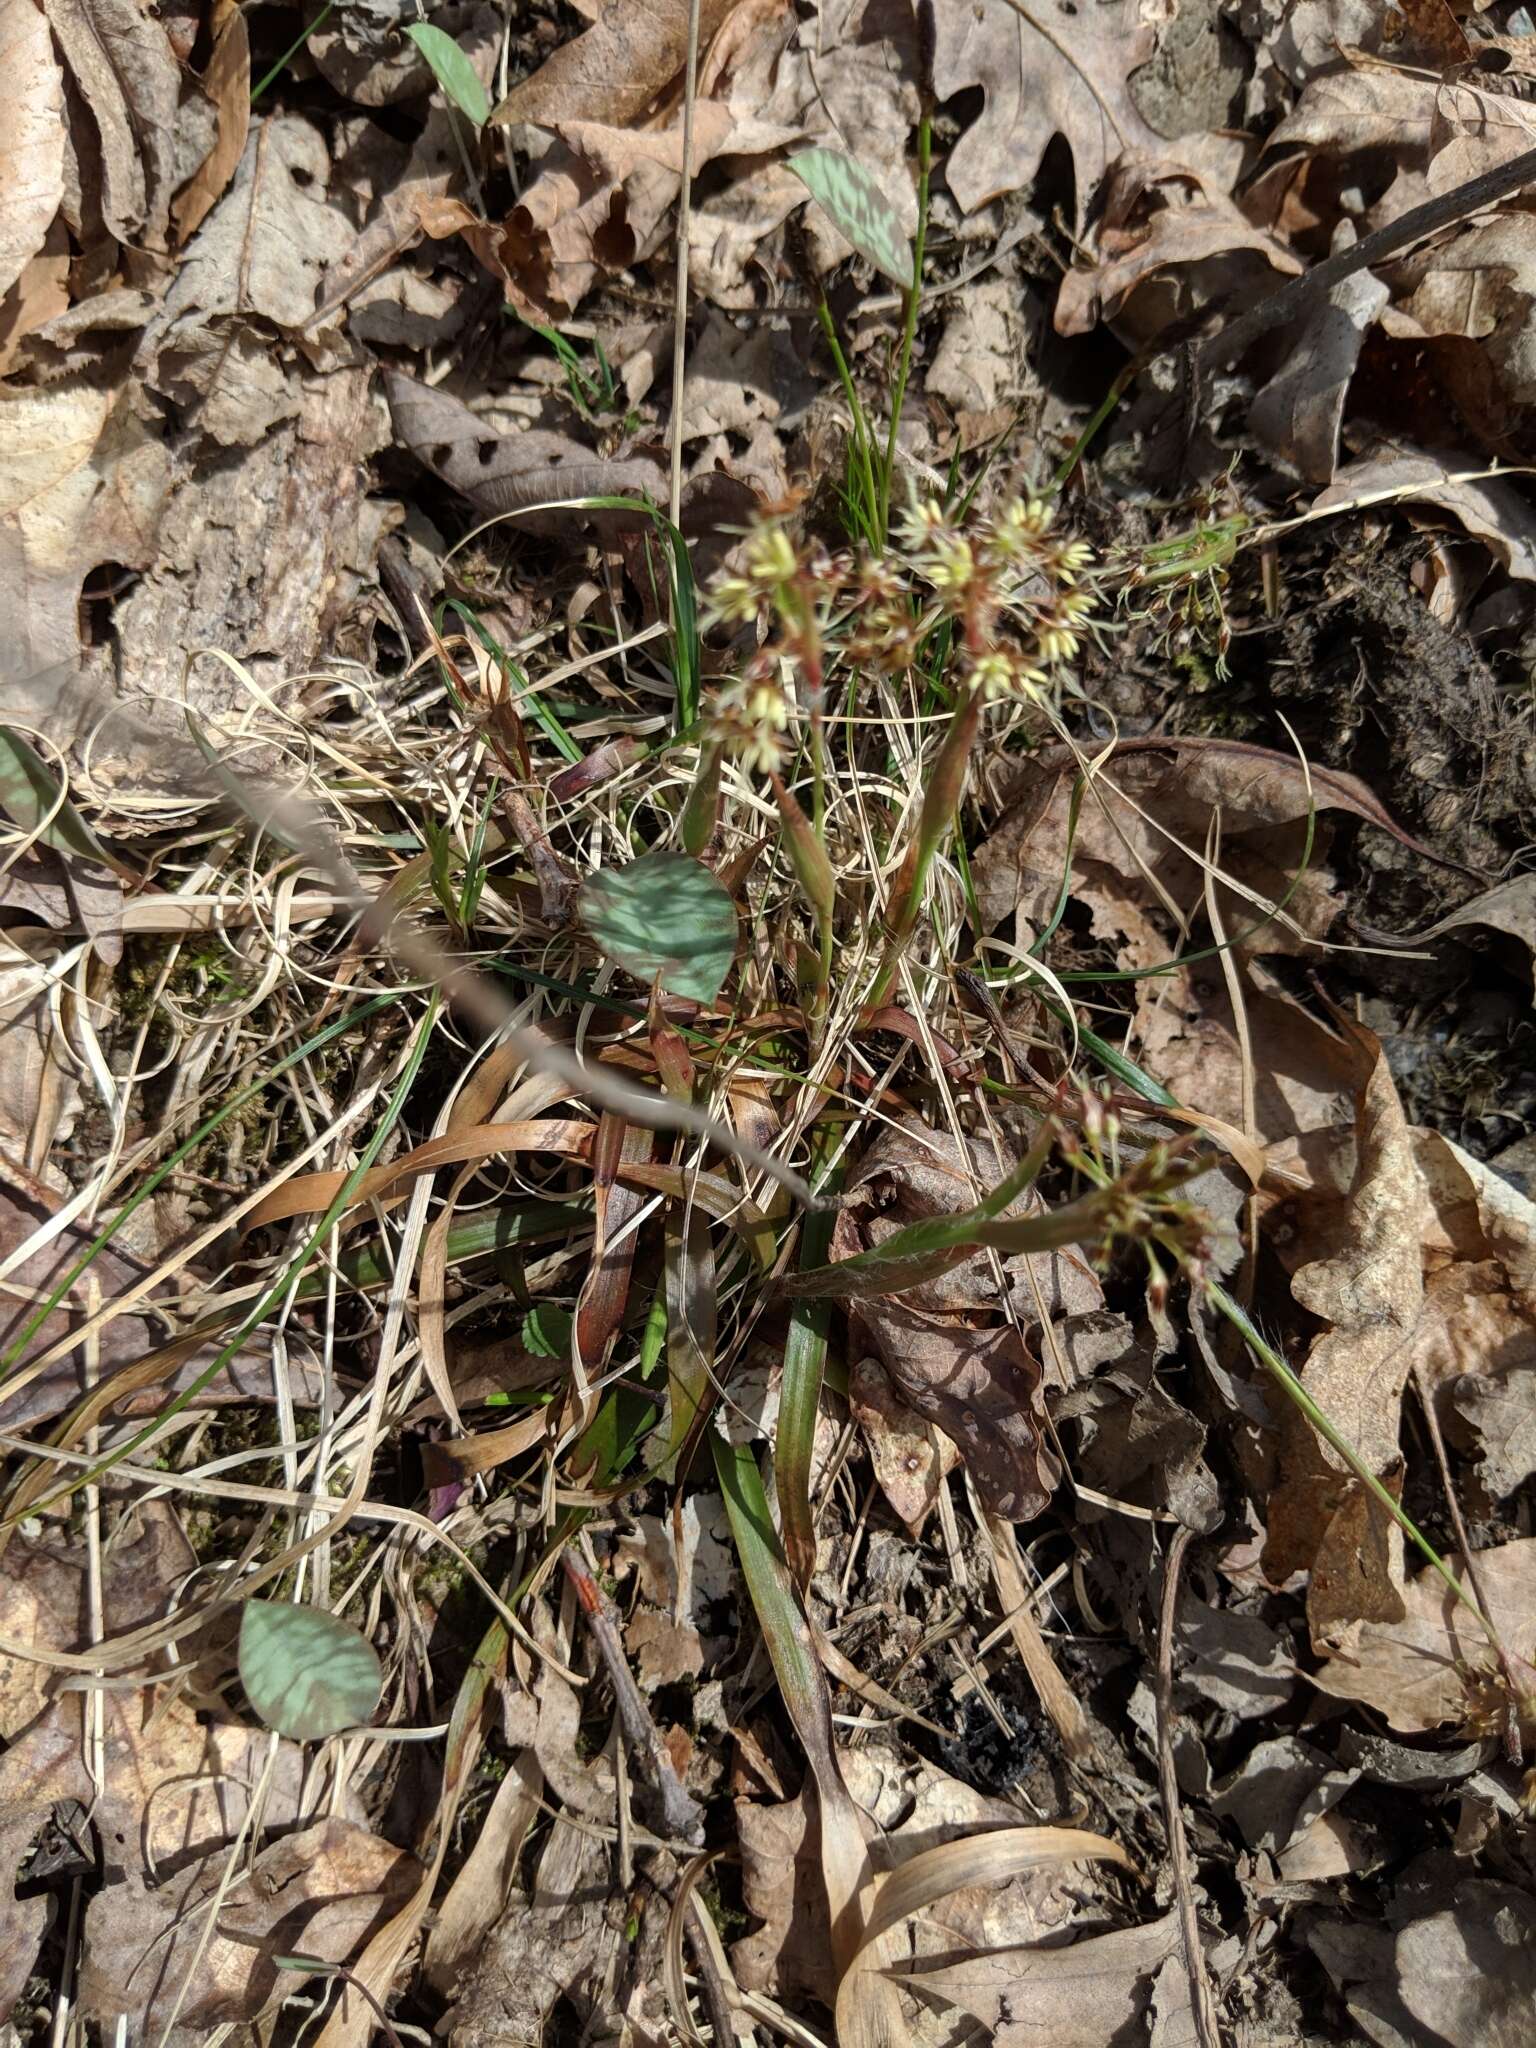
[522,1303,573,1357]
[239,1600,383,1741]
[579,850,737,1005]
[789,147,914,291]
[0,727,114,866]
[404,23,489,128]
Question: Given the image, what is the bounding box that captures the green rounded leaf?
[579,850,737,1005]
[238,1600,383,1741]
[403,23,490,128]
[789,146,914,291]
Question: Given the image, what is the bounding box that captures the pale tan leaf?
[1311,1535,1536,1732]
[169,1,250,244]
[1263,1022,1426,1639]
[491,0,737,128]
[0,0,65,298]
[43,0,181,250]
[835,1826,1136,2038]
[1312,449,1536,582]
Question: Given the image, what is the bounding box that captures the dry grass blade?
[835,1826,1137,2038]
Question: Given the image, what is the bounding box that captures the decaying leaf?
[830,1118,1075,1521]
[386,368,666,530]
[0,1687,351,2021]
[894,1912,1182,2046]
[491,0,737,129]
[0,1502,194,1739]
[1356,873,1536,1001]
[0,382,169,698]
[934,0,1162,223]
[971,737,1389,967]
[1313,449,1536,583]
[1312,1878,1536,2048]
[735,1743,1128,2017]
[44,0,181,254]
[1311,1535,1536,1734]
[1263,1022,1425,1640]
[78,1820,421,2047]
[0,1181,324,1434]
[0,0,65,300]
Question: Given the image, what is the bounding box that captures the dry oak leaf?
[971,738,1375,962]
[78,1820,421,2046]
[1056,150,1300,344]
[934,0,1163,223]
[0,0,65,299]
[1310,1536,1536,1734]
[1262,1021,1427,1641]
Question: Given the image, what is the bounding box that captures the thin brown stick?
[1155,1525,1223,2048]
[563,1549,706,1846]
[1200,144,1536,372]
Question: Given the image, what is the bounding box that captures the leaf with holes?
[579,850,737,1005]
[404,23,490,128]
[790,147,914,291]
[238,1601,383,1741]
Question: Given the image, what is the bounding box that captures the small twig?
[1155,1526,1223,2048]
[1198,145,1536,374]
[563,1549,706,1847]
[1411,1363,1524,1765]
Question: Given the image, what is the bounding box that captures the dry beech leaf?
[1262,1021,1426,1640]
[0,0,65,298]
[934,0,1161,222]
[1311,1536,1536,1733]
